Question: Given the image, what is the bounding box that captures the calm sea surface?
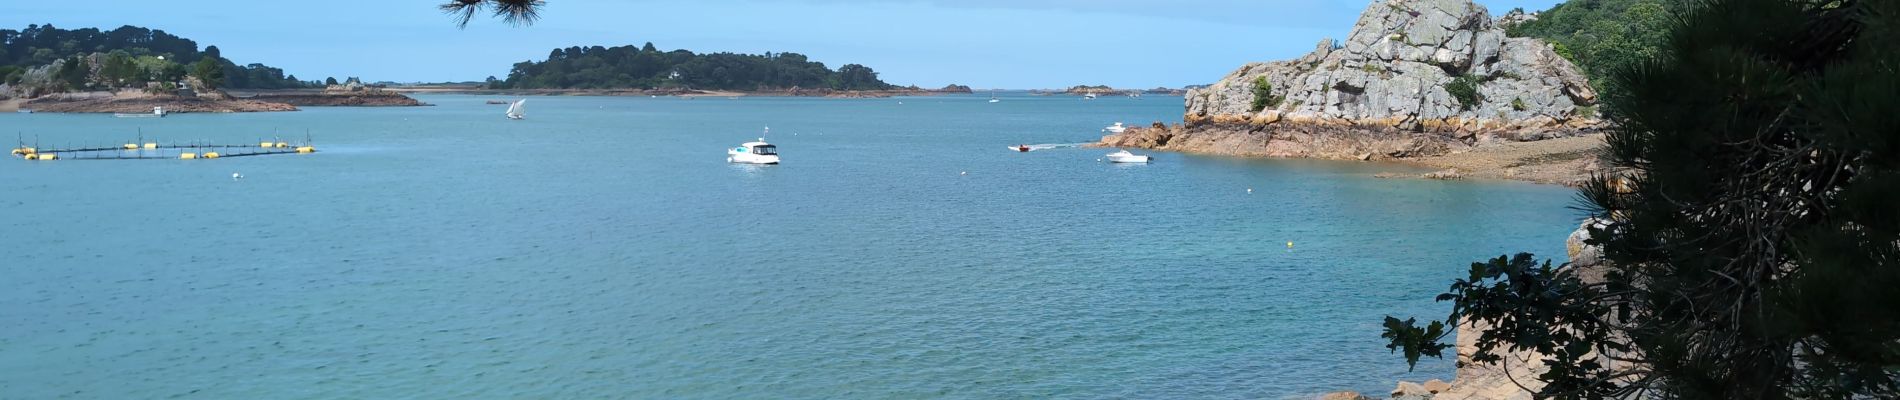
[0,94,1577,399]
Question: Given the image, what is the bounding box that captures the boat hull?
[728,153,780,165]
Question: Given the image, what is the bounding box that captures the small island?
[468,43,948,98]
[242,78,426,107]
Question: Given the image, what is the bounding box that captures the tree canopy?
[494,43,897,91]
[1505,0,1679,106]
[0,24,312,91]
[1385,0,1900,398]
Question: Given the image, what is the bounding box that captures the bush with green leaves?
[1249,76,1282,112]
[1384,1,1900,398]
[1444,75,1480,110]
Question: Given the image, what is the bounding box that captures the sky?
[0,0,1564,89]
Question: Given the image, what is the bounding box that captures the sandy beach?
[1388,135,1606,186]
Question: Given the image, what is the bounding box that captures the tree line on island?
[487,43,896,92]
[0,24,318,97]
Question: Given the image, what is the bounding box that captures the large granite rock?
[1103,0,1600,160]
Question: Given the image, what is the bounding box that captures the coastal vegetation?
[1247,77,1279,112]
[1504,0,1675,107]
[489,44,896,91]
[1443,75,1480,111]
[0,24,313,95]
[1384,0,1899,398]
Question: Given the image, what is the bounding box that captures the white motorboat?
[1102,122,1127,134]
[1105,150,1151,163]
[728,129,780,164]
[115,106,165,118]
[1083,93,1098,100]
[505,99,526,120]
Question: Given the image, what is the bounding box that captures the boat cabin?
[739,142,777,155]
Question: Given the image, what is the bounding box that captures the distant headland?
[0,24,421,113]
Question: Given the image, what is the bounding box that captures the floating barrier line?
[13,139,316,161]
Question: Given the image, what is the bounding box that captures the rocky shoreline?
[1103,122,1606,186]
[243,91,426,107]
[22,95,297,113]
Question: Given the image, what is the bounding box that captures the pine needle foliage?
[1383,0,1900,398]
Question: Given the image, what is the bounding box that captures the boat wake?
[1007,143,1090,152]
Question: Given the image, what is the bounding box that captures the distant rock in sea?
[1101,0,1601,162]
[935,84,974,93]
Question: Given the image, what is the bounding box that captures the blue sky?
[1,0,1562,88]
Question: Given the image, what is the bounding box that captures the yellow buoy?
[274,142,289,148]
[203,152,220,159]
[261,142,274,148]
[123,143,138,150]
[13,147,35,155]
[26,153,55,160]
[144,143,158,150]
[180,152,198,159]
[1286,241,1294,248]
[295,146,315,153]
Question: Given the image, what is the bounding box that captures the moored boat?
[1105,150,1150,163]
[728,139,780,164]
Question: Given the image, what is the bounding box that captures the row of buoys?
[16,144,314,161]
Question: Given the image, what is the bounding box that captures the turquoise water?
[0,94,1578,399]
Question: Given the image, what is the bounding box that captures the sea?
[0,93,1580,399]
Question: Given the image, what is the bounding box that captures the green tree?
[98,50,139,87]
[1384,0,1900,398]
[0,65,24,85]
[1509,0,1679,107]
[440,0,545,28]
[56,55,89,90]
[325,77,338,85]
[190,57,224,89]
[1249,76,1282,112]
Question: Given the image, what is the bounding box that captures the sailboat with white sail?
[505,99,526,120]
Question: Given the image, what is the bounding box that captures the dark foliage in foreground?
[1384,0,1900,398]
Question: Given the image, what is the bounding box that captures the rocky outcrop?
[1101,0,1600,161]
[1319,391,1376,400]
[23,92,297,113]
[936,84,974,93]
[1065,85,1118,95]
[247,91,425,107]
